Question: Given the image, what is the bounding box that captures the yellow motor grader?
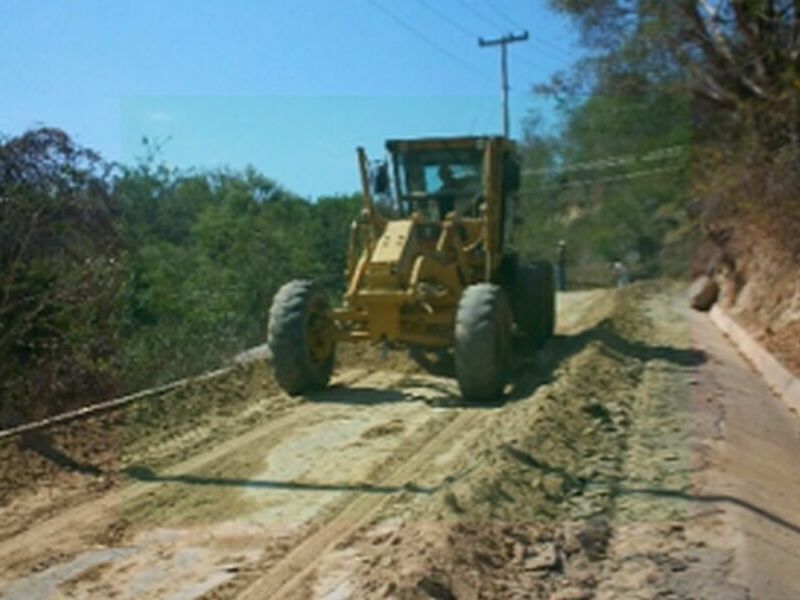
[267,136,554,402]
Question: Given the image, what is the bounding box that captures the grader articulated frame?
[267,136,554,402]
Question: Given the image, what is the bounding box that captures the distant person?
[613,260,630,287]
[556,240,567,291]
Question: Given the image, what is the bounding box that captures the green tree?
[116,157,361,390]
[0,128,120,420]
[546,0,800,146]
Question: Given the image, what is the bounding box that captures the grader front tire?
[454,284,512,403]
[267,280,335,396]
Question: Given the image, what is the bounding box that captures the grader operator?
[267,136,555,402]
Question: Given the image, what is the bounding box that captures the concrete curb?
[709,304,800,414]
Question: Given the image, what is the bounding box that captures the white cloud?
[149,110,172,122]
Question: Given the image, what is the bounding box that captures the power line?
[523,145,687,176]
[365,0,495,85]
[480,0,519,29]
[482,0,575,57]
[412,0,477,39]
[521,164,684,192]
[456,0,507,32]
[514,45,573,71]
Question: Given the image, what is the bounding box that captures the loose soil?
[1,283,798,599]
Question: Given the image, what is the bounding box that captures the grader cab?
[267,136,554,402]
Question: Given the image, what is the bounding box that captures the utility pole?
[478,31,529,138]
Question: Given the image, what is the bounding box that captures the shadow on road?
[17,317,707,481]
[21,432,103,476]
[502,443,800,538]
[618,487,800,536]
[309,375,501,409]
[307,386,413,406]
[123,464,473,496]
[583,318,706,367]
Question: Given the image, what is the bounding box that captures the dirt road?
[1,283,798,599]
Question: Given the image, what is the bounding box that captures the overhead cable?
[365,0,495,84]
[411,0,556,85]
[523,145,687,176]
[521,164,685,192]
[481,0,575,59]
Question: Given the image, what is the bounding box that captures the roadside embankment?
[704,219,800,376]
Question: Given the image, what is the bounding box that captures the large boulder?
[690,275,719,311]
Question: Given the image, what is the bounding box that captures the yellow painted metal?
[386,136,489,152]
[368,220,417,289]
[329,135,518,351]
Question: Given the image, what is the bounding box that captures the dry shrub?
[693,139,800,257]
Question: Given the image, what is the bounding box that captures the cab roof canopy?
[385,135,513,153]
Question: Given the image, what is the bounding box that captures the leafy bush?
[1,128,362,414]
[0,128,120,421]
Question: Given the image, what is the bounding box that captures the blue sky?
[2,0,582,197]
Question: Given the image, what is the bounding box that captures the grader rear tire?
[530,260,556,342]
[515,262,555,350]
[267,280,335,395]
[514,265,541,350]
[455,284,512,403]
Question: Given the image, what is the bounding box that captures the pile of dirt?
[302,283,716,599]
[384,285,656,527]
[311,521,606,600]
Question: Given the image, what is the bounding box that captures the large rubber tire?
[267,280,335,396]
[455,284,512,403]
[514,262,555,349]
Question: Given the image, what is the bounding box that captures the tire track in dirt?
[297,283,770,600]
[226,291,619,600]
[1,361,476,600]
[0,367,373,582]
[235,409,485,600]
[281,284,722,599]
[0,291,619,599]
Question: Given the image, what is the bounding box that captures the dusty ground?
[1,283,798,599]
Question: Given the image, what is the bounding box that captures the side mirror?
[372,162,390,195]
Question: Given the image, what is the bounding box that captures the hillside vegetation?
[516,0,800,285]
[512,0,799,371]
[0,128,359,421]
